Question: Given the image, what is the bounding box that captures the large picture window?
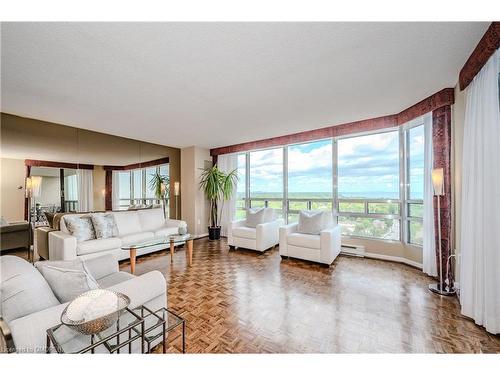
[249,148,284,217]
[287,139,333,223]
[337,131,401,241]
[232,114,428,246]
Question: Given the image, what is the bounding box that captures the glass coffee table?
[46,306,186,354]
[121,234,193,274]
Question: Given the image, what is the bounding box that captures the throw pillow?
[44,212,55,228]
[64,215,96,242]
[245,208,266,228]
[297,211,325,235]
[35,259,99,303]
[91,213,118,239]
[0,217,8,226]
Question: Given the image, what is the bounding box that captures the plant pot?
[208,226,221,240]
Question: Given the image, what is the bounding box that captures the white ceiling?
[1,22,489,149]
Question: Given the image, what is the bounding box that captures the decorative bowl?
[61,289,130,335]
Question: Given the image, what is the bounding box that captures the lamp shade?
[26,176,42,198]
[174,182,180,196]
[431,168,444,196]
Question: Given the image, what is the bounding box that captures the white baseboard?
[363,252,422,269]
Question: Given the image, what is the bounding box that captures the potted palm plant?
[199,165,238,240]
[149,172,170,218]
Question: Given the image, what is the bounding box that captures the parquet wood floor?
[119,238,500,354]
[8,238,500,353]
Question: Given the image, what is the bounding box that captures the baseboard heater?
[341,244,366,257]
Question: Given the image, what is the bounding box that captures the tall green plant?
[149,172,170,199]
[199,165,238,227]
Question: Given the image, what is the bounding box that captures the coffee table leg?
[130,248,137,274]
[170,241,174,263]
[187,240,193,266]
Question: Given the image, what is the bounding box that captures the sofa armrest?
[227,219,246,246]
[320,225,342,264]
[279,222,298,256]
[1,222,29,234]
[164,219,187,228]
[48,231,77,260]
[83,254,119,280]
[108,270,167,309]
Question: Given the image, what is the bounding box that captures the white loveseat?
[0,254,166,353]
[228,208,284,252]
[279,213,341,265]
[49,208,186,261]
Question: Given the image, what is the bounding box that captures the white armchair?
[279,214,341,266]
[228,209,284,252]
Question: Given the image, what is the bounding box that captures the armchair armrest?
[256,219,284,251]
[164,219,187,228]
[227,219,247,246]
[48,231,77,260]
[320,225,342,264]
[279,222,298,256]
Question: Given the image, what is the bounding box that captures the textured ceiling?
[0,22,489,149]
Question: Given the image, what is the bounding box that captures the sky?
[238,127,424,200]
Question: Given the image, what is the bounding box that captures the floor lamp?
[429,168,456,296]
[174,182,180,220]
[26,176,42,263]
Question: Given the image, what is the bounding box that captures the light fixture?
[431,168,444,196]
[174,182,180,220]
[429,167,455,296]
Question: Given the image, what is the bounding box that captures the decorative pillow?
[297,211,326,235]
[35,259,99,303]
[245,208,266,228]
[64,215,96,242]
[91,213,118,239]
[0,217,8,226]
[44,212,55,228]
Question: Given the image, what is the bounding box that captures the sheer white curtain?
[460,49,500,334]
[217,153,238,237]
[77,169,94,212]
[422,113,437,276]
[112,171,121,211]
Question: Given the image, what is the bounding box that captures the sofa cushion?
[112,211,141,236]
[287,232,321,249]
[90,213,118,239]
[83,254,119,280]
[35,259,99,303]
[0,255,59,323]
[97,272,136,289]
[154,227,179,239]
[137,208,165,232]
[232,226,257,240]
[76,237,122,256]
[63,215,96,242]
[120,232,155,246]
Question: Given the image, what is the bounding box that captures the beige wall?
[0,113,181,219]
[0,158,26,222]
[181,146,211,237]
[92,166,106,211]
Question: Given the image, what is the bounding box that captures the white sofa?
[0,254,166,353]
[279,214,341,265]
[228,209,284,252]
[48,208,186,261]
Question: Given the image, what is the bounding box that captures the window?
[287,139,333,223]
[406,124,424,245]
[233,115,429,246]
[337,131,401,241]
[249,148,284,217]
[116,164,169,209]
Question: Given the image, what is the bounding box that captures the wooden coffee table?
[121,234,193,274]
